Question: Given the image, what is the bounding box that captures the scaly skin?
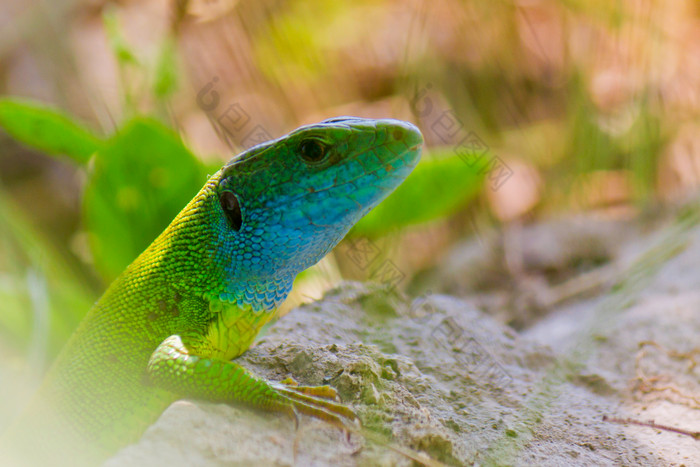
[1,117,423,465]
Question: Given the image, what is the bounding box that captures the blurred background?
[1,0,700,426]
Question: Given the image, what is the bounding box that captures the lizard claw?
[271,381,361,432]
[279,377,299,387]
[281,379,341,402]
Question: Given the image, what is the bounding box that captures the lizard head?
[203,117,422,306]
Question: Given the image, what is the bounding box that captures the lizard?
[0,116,423,465]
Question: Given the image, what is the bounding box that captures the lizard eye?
[298,139,328,164]
[219,191,242,231]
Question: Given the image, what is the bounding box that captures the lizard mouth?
[284,137,421,205]
[258,120,422,202]
[249,143,421,227]
[235,118,423,221]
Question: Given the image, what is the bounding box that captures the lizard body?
[1,117,422,465]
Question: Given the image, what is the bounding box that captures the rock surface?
[108,216,700,466]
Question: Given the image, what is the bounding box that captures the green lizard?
[1,116,423,465]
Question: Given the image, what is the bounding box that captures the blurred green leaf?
[102,6,143,116]
[102,7,140,67]
[253,0,345,84]
[153,37,179,99]
[0,189,95,363]
[0,98,102,164]
[84,118,206,281]
[622,99,665,201]
[351,150,486,237]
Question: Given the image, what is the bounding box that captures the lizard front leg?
[147,335,359,428]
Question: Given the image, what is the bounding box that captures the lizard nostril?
[392,129,404,141]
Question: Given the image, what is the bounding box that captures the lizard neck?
[214,275,294,313]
